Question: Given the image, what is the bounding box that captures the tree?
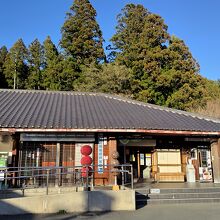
[164,36,207,110]
[0,46,8,88]
[190,79,220,117]
[111,4,149,67]
[111,4,171,104]
[60,57,80,90]
[191,99,220,119]
[74,63,133,96]
[205,79,220,99]
[43,36,79,91]
[3,39,28,89]
[26,39,44,89]
[43,36,62,90]
[60,0,105,64]
[111,4,207,110]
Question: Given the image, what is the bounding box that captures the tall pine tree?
[111,4,170,104]
[26,39,44,89]
[60,0,105,64]
[0,46,8,88]
[111,4,149,67]
[43,36,79,91]
[3,39,28,89]
[165,36,206,110]
[43,36,63,90]
[111,4,206,110]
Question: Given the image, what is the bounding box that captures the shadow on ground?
[1,211,111,220]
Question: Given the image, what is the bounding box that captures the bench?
[153,172,185,182]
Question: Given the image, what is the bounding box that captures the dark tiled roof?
[0,89,220,132]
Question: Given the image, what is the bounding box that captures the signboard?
[20,133,95,142]
[75,144,82,167]
[0,158,6,167]
[0,153,7,168]
[140,154,145,165]
[150,188,160,194]
[98,135,104,174]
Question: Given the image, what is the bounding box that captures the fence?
[0,164,133,193]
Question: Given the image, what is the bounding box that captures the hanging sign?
[98,135,104,174]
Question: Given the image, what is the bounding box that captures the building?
[0,89,220,186]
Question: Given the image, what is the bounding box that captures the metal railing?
[0,164,133,194]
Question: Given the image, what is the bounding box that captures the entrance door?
[125,147,153,180]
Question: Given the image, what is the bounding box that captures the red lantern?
[81,145,92,156]
[81,166,92,177]
[81,155,92,166]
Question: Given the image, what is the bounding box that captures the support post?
[211,139,220,183]
[137,150,140,179]
[109,137,117,185]
[55,143,61,187]
[46,169,49,195]
[131,165,134,189]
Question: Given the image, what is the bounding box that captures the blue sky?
[0,0,219,80]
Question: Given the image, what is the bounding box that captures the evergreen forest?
[0,0,220,117]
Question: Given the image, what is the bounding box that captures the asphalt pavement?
[1,203,220,220]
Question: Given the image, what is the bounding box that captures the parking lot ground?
[1,202,220,220]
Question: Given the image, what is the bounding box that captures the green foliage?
[60,0,105,64]
[190,97,220,119]
[43,36,79,91]
[111,4,148,69]
[26,39,44,89]
[60,57,80,90]
[3,39,28,89]
[0,46,8,88]
[74,63,133,96]
[111,4,171,103]
[111,4,207,110]
[43,36,63,90]
[204,79,220,99]
[1,1,219,114]
[190,79,220,117]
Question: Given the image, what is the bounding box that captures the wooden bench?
[154,172,185,182]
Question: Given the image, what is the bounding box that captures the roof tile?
[0,89,220,132]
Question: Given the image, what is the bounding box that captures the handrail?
[0,164,134,193]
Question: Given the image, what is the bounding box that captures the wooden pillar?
[211,139,220,183]
[108,137,117,185]
[137,151,140,178]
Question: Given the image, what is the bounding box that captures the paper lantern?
[81,145,92,156]
[81,166,92,177]
[81,155,92,166]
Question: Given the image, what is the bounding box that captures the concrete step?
[148,192,220,200]
[135,187,220,196]
[152,187,220,194]
[135,187,220,206]
[147,197,220,205]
